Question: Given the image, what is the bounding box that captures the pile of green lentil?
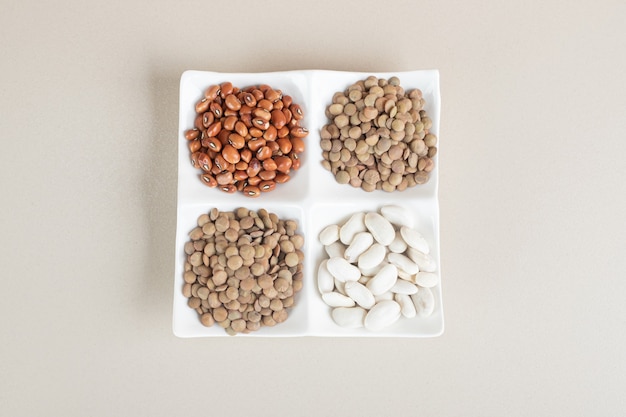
[320,76,437,192]
[183,208,304,335]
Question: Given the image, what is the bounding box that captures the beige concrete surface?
[1,0,625,415]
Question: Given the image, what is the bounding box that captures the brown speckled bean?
[186,83,308,195]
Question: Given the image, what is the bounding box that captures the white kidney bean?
[317,205,439,332]
[339,212,366,245]
[344,281,375,309]
[366,263,397,295]
[334,278,347,295]
[344,232,374,263]
[374,291,394,303]
[388,232,408,253]
[357,243,386,270]
[390,279,419,295]
[414,272,439,288]
[387,252,419,275]
[317,260,334,294]
[397,269,415,282]
[327,257,361,282]
[324,241,345,259]
[364,300,401,331]
[381,205,414,228]
[358,263,384,277]
[364,212,395,246]
[395,293,416,318]
[322,292,356,308]
[406,247,437,272]
[332,307,367,328]
[400,226,429,253]
[319,224,340,246]
[411,287,434,317]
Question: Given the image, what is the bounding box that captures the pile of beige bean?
[183,208,304,335]
[320,76,437,192]
[185,82,308,197]
[318,205,439,331]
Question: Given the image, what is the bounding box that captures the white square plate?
[173,69,442,337]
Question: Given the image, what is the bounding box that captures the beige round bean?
[181,208,304,335]
[321,76,437,191]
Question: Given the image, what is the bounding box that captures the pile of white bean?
[317,205,439,331]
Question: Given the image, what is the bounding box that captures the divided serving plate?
[173,69,442,337]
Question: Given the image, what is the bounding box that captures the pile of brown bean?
[320,76,438,192]
[183,208,304,335]
[185,82,308,197]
